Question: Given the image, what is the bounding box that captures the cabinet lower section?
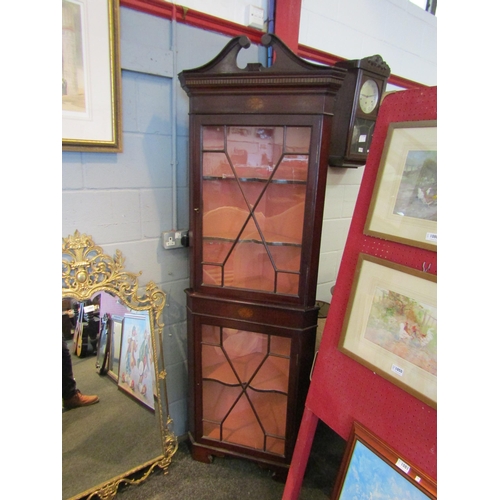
[186,291,318,472]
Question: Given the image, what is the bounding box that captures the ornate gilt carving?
[63,230,178,500]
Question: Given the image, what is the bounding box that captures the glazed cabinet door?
[190,115,324,306]
[200,321,291,457]
[187,310,315,466]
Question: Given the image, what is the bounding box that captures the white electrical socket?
[162,230,188,250]
[246,5,264,30]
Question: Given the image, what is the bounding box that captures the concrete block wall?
[316,167,365,303]
[171,0,436,86]
[299,0,437,86]
[172,0,268,28]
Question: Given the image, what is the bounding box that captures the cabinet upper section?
[178,34,346,116]
[179,35,347,307]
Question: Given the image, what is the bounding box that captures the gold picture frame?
[338,254,437,409]
[62,230,178,499]
[62,0,122,152]
[364,121,437,250]
[331,421,437,499]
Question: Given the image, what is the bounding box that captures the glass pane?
[266,436,285,456]
[202,344,239,384]
[203,126,225,150]
[227,126,284,180]
[224,241,275,292]
[222,394,264,450]
[349,118,375,155]
[203,196,247,241]
[268,246,301,273]
[256,198,305,245]
[201,326,290,456]
[269,336,291,356]
[222,328,267,354]
[202,381,241,426]
[276,272,300,295]
[254,182,306,219]
[202,420,220,440]
[247,388,287,438]
[273,154,309,182]
[200,125,310,295]
[202,264,222,286]
[284,126,311,153]
[251,356,289,392]
[202,152,233,178]
[203,240,232,266]
[201,324,220,344]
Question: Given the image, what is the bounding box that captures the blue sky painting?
[338,441,429,500]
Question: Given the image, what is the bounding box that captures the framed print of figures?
[331,421,437,500]
[118,313,156,410]
[339,254,437,408]
[364,121,437,250]
[62,0,122,152]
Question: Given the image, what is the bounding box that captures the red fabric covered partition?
[283,86,437,499]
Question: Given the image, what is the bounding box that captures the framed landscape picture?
[331,421,437,499]
[118,313,156,410]
[62,0,122,151]
[339,254,437,408]
[364,121,437,251]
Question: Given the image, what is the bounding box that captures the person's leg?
[62,336,77,400]
[62,336,99,409]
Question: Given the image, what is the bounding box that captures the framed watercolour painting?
[339,254,437,408]
[364,121,437,251]
[331,421,437,499]
[62,0,122,152]
[118,313,156,410]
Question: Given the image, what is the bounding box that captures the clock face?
[358,79,379,114]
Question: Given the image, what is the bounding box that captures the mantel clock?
[329,55,390,168]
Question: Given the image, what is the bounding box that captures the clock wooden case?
[329,55,390,168]
[179,34,346,475]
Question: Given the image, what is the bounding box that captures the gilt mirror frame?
[62,230,178,500]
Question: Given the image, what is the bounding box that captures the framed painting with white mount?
[338,254,437,409]
[328,55,391,168]
[364,120,437,250]
[62,0,122,152]
[331,421,437,499]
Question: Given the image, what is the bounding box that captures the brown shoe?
[63,390,99,409]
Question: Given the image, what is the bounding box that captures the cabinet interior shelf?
[203,378,288,396]
[203,176,307,185]
[202,350,290,394]
[203,236,302,247]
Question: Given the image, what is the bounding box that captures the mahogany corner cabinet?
[179,34,346,477]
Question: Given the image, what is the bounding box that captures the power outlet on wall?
[162,230,189,249]
[246,5,264,30]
